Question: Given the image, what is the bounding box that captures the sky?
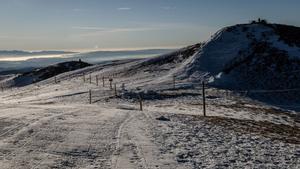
[0,0,299,52]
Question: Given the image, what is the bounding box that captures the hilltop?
[100,21,300,107]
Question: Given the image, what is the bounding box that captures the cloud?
[117,7,131,11]
[71,26,107,31]
[72,25,167,37]
[72,23,215,38]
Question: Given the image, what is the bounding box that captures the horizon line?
[0,45,185,53]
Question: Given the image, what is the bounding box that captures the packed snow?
[0,23,299,168]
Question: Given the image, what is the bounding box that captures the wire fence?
[1,72,300,114]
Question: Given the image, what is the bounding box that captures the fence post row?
[202,81,206,117]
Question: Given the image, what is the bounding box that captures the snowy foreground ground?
[0,61,299,169]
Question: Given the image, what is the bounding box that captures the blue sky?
[0,0,299,51]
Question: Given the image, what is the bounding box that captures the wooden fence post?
[173,75,176,89]
[89,74,92,84]
[114,83,117,97]
[96,76,99,86]
[89,89,92,104]
[83,73,86,83]
[139,93,143,111]
[102,77,105,87]
[114,83,118,97]
[121,83,125,90]
[202,81,206,117]
[109,78,113,90]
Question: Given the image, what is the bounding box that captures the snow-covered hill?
[1,61,91,87]
[97,22,300,96]
[0,22,299,169]
[1,22,299,106]
[91,22,300,108]
[180,23,300,84]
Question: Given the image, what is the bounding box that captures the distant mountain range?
[0,49,175,74]
[80,49,174,56]
[0,50,75,56]
[0,49,173,57]
[72,49,175,62]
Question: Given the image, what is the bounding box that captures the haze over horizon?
[0,1,300,168]
[0,0,299,52]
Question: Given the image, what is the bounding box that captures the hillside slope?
[0,23,299,169]
[1,22,299,107]
[1,61,91,87]
[180,23,300,80]
[103,23,300,95]
[99,22,300,107]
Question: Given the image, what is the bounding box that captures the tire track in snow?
[0,108,57,138]
[140,109,185,168]
[112,110,162,169]
[0,108,80,168]
[73,113,109,169]
[29,108,97,169]
[111,112,136,169]
[128,121,150,169]
[29,115,77,169]
[0,124,26,138]
[31,107,125,169]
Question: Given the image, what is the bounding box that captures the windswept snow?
[0,23,299,168]
[180,23,300,78]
